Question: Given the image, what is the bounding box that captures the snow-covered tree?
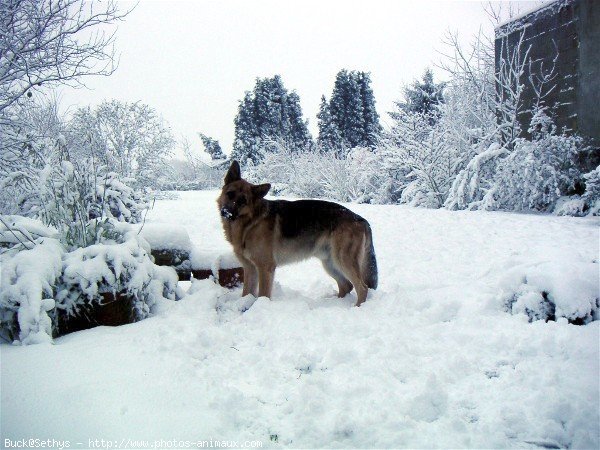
[68,100,175,188]
[395,69,445,125]
[231,92,261,165]
[357,71,382,147]
[379,108,458,207]
[198,133,226,161]
[325,70,381,152]
[0,0,128,115]
[316,95,342,154]
[232,76,312,165]
[329,70,364,151]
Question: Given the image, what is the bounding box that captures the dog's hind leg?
[333,228,369,307]
[321,258,353,298]
[339,261,368,306]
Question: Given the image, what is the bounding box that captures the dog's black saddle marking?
[268,200,366,239]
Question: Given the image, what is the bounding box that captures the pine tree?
[232,75,312,164]
[357,71,382,148]
[232,92,261,165]
[198,133,226,160]
[327,69,380,153]
[317,95,342,154]
[396,68,445,124]
[287,91,312,150]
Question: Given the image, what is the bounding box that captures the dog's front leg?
[257,263,275,299]
[241,262,258,297]
[236,253,258,297]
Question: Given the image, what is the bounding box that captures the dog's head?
[218,160,271,221]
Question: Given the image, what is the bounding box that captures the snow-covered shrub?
[553,196,587,217]
[18,157,148,249]
[581,165,600,215]
[0,217,64,344]
[247,142,325,198]
[445,143,506,210]
[56,220,179,326]
[247,140,384,203]
[380,109,460,207]
[0,217,180,344]
[491,123,582,212]
[500,260,599,324]
[555,165,600,217]
[89,171,148,223]
[319,147,384,203]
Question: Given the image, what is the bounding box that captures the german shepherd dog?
[218,161,378,306]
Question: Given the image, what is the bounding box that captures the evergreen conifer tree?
[198,133,226,161]
[231,92,261,165]
[396,68,445,124]
[232,75,312,164]
[357,71,382,148]
[317,95,342,154]
[327,69,380,153]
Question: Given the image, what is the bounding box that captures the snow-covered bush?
[555,165,600,217]
[18,158,148,249]
[0,217,180,344]
[379,109,459,207]
[247,141,384,203]
[581,165,600,215]
[0,217,64,344]
[319,147,384,203]
[500,260,599,324]
[491,131,582,212]
[445,143,507,210]
[89,171,148,223]
[553,196,588,217]
[56,221,179,325]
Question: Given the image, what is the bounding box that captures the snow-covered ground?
[2,191,599,449]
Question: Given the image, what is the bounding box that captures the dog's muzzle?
[220,207,236,220]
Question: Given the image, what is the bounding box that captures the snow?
[58,223,180,319]
[2,190,599,448]
[495,0,563,32]
[0,234,64,344]
[136,223,192,252]
[0,215,59,246]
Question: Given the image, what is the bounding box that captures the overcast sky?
[58,0,541,158]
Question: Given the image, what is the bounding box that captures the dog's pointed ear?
[224,160,241,185]
[252,183,271,199]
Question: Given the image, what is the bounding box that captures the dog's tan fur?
[217,161,378,306]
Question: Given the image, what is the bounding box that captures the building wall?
[495,0,599,151]
[577,0,600,144]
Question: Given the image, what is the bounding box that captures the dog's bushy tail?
[364,225,378,290]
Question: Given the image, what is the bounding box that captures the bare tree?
[0,0,130,115]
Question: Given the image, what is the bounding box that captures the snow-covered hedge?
[500,260,599,324]
[0,217,180,344]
